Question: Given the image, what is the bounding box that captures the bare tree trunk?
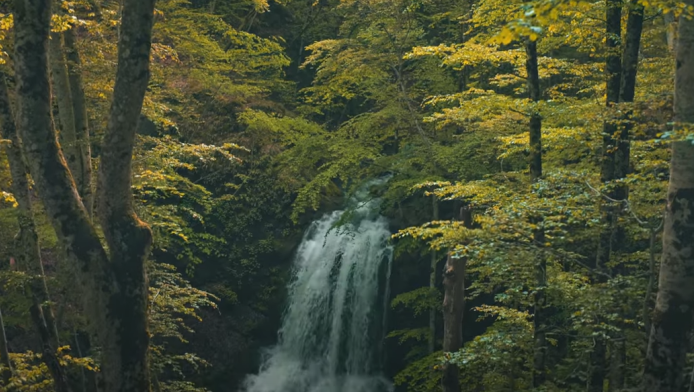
[441,207,471,392]
[0,308,12,386]
[63,27,93,216]
[605,4,645,390]
[428,195,439,354]
[643,3,694,389]
[590,2,623,390]
[620,0,644,104]
[11,0,156,390]
[525,36,548,388]
[0,74,71,392]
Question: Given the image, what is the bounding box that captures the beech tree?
[0,73,71,391]
[643,1,694,389]
[11,0,155,390]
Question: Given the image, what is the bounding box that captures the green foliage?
[0,0,683,390]
[393,352,442,392]
[391,287,441,317]
[149,263,218,391]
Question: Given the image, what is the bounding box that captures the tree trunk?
[590,2,623,390]
[525,37,548,388]
[440,206,471,392]
[642,225,660,346]
[11,0,156,390]
[48,32,82,192]
[643,4,694,388]
[95,0,156,384]
[603,5,645,391]
[0,308,12,386]
[0,74,71,392]
[526,38,542,182]
[608,339,626,391]
[63,27,93,216]
[620,0,644,104]
[428,195,439,354]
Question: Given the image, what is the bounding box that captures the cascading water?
[243,178,394,392]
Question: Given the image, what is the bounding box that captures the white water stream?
[243,180,394,392]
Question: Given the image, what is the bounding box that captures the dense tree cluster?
[0,0,692,391]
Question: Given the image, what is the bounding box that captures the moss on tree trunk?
[11,0,156,390]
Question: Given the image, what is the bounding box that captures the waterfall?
[243,179,394,392]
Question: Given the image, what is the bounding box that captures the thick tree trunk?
[11,0,156,390]
[0,308,12,386]
[0,75,71,392]
[643,5,694,388]
[63,27,93,216]
[441,207,471,392]
[428,195,439,354]
[95,0,156,385]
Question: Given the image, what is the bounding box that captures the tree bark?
[643,3,694,388]
[526,39,542,181]
[620,0,644,104]
[48,31,82,194]
[590,2,623,390]
[63,26,93,216]
[525,37,548,388]
[95,0,156,384]
[0,74,71,392]
[428,194,439,354]
[608,339,626,391]
[604,4,645,390]
[642,225,660,347]
[440,206,471,392]
[11,0,156,390]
